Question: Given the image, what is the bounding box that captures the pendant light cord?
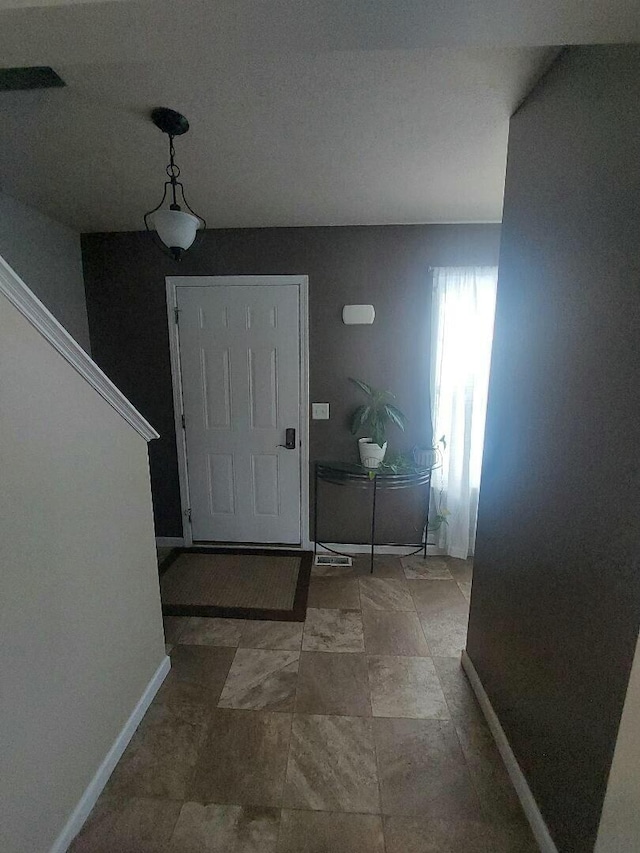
[166,134,181,209]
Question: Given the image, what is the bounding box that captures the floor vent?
[314,554,353,567]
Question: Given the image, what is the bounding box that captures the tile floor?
[70,555,538,852]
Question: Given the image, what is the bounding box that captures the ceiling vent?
[0,67,65,91]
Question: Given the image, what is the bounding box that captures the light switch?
[312,403,330,420]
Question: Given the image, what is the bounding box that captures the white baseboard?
[461,651,557,853]
[315,542,446,557]
[156,537,184,548]
[50,655,171,853]
[156,538,446,557]
[185,541,306,551]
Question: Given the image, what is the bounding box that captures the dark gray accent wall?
[81,224,500,538]
[467,46,640,853]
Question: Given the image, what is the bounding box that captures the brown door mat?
[160,547,312,622]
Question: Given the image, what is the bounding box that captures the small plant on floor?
[349,378,408,467]
[378,451,417,474]
[429,434,450,532]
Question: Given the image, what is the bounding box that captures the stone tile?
[455,718,529,826]
[374,718,482,819]
[296,652,371,716]
[283,714,380,813]
[153,680,216,728]
[302,608,365,653]
[368,655,449,719]
[432,656,484,722]
[169,803,280,852]
[363,610,430,656]
[407,579,468,615]
[218,649,299,712]
[277,810,385,853]
[163,615,188,645]
[307,577,361,609]
[352,554,406,578]
[359,577,415,611]
[106,703,207,800]
[167,645,236,697]
[177,617,245,647]
[457,580,473,602]
[239,620,303,650]
[408,581,469,655]
[401,555,454,580]
[69,795,181,853]
[189,710,291,806]
[383,815,538,853]
[311,563,356,578]
[419,610,469,657]
[447,558,474,584]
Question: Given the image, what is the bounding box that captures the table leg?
[370,475,377,574]
[313,465,318,559]
[423,475,430,560]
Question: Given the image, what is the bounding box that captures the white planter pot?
[413,445,440,469]
[358,437,387,468]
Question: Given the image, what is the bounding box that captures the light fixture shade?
[152,209,200,251]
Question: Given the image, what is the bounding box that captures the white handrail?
[0,254,159,442]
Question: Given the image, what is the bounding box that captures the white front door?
[176,281,302,543]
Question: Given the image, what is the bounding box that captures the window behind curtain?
[430,266,498,558]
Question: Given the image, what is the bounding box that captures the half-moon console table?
[314,460,432,574]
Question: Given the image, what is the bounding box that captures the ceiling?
[0,0,637,233]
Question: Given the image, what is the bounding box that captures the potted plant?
[414,434,450,532]
[413,435,444,470]
[349,378,408,468]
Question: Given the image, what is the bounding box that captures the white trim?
[181,541,307,551]
[166,280,193,545]
[0,254,159,442]
[298,278,311,550]
[315,542,446,556]
[155,536,185,548]
[156,544,443,558]
[166,275,310,549]
[50,655,171,853]
[461,651,557,853]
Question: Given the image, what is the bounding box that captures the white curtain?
[430,266,498,558]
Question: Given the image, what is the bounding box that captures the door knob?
[277,428,296,449]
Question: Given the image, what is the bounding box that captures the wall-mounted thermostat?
[342,304,375,325]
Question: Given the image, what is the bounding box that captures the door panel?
[177,283,301,543]
[251,453,280,516]
[207,453,235,515]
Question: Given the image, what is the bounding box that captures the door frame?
[166,275,310,549]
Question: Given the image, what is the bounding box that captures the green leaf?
[349,377,374,398]
[350,405,370,435]
[383,403,408,431]
[372,420,386,447]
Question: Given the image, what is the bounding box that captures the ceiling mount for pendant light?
[144,107,206,261]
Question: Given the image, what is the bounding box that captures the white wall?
[0,287,166,853]
[596,630,640,852]
[0,191,91,351]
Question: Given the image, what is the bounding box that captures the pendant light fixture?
[144,107,206,261]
